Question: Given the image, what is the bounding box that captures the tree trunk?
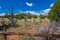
[45,37,49,40]
[3,25,7,40]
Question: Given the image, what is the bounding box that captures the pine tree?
[4,13,8,18]
[48,0,60,22]
[19,12,25,20]
[26,12,31,19]
[39,14,45,19]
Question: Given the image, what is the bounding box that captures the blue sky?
[0,0,55,16]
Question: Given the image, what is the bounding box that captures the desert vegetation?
[0,0,60,40]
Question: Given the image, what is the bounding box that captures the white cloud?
[26,2,33,7]
[40,3,54,15]
[0,6,1,9]
[39,8,51,15]
[42,8,51,13]
[25,11,40,15]
[40,12,45,15]
[50,3,54,7]
[18,10,40,15]
[0,13,5,16]
[18,8,51,16]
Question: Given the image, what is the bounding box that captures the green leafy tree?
[14,15,19,19]
[4,13,8,18]
[32,15,37,18]
[26,12,31,19]
[39,14,45,19]
[4,13,10,18]
[48,0,60,22]
[47,0,60,40]
[19,13,25,20]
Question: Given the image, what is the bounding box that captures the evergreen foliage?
[48,0,60,22]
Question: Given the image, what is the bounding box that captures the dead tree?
[36,20,60,40]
